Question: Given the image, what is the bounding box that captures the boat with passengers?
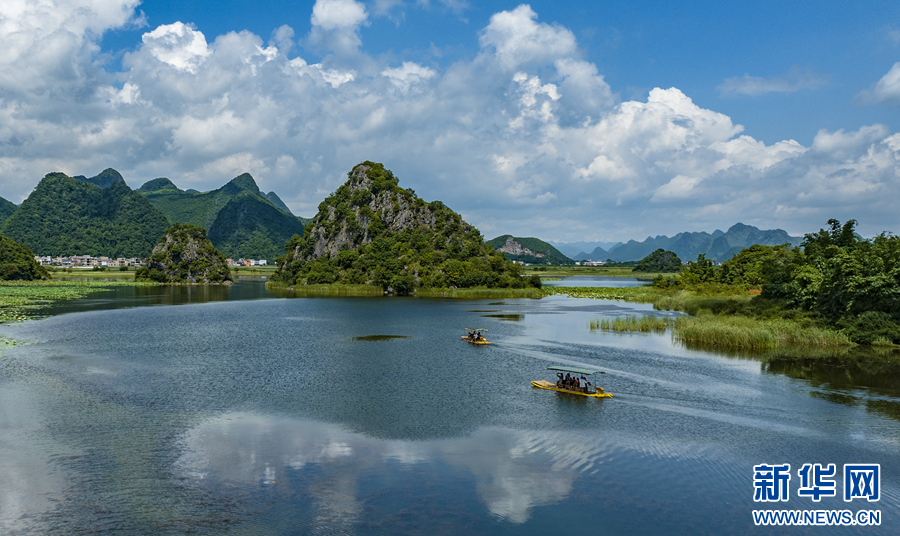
[462,328,491,345]
[531,366,612,398]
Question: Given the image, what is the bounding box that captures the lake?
[1,280,898,534]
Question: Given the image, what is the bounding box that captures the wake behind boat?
[532,366,612,398]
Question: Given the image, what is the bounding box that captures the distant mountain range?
[136,174,307,261]
[486,235,572,265]
[553,223,802,262]
[551,241,621,260]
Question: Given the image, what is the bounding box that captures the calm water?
[1,281,899,534]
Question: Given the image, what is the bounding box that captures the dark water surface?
[1,281,899,534]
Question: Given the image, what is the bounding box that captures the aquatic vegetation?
[591,315,672,333]
[352,335,410,341]
[0,280,156,322]
[591,313,852,349]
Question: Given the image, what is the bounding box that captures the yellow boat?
[462,327,491,345]
[532,366,612,398]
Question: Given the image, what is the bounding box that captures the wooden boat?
[462,327,491,345]
[532,366,612,398]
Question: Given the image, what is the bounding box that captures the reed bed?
[266,283,384,295]
[590,312,852,349]
[590,315,673,333]
[416,287,543,299]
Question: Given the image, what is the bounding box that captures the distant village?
[33,255,268,268]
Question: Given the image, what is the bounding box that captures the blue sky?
[2,0,900,242]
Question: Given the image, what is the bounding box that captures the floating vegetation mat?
[0,280,156,323]
[352,335,411,341]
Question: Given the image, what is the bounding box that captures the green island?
[268,161,542,297]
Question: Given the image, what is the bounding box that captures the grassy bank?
[0,280,157,322]
[266,283,384,296]
[266,282,543,299]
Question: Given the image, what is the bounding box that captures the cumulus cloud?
[1,2,900,241]
[717,66,827,97]
[479,5,577,71]
[142,22,210,73]
[309,0,369,56]
[857,62,900,106]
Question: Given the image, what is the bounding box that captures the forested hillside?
[207,191,305,261]
[271,161,539,293]
[0,172,169,258]
[0,196,17,226]
[138,173,304,260]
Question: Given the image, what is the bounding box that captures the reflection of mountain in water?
[176,413,616,525]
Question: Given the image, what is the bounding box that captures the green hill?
[138,173,263,230]
[264,191,292,214]
[207,191,306,261]
[271,161,539,293]
[633,248,683,272]
[0,234,49,280]
[486,235,572,265]
[138,173,304,261]
[0,196,17,226]
[136,223,232,284]
[0,172,170,258]
[73,168,125,188]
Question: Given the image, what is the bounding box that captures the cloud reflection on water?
[175,412,614,524]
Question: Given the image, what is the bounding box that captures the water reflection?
[176,412,610,526]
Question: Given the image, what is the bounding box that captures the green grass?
[673,313,851,349]
[265,283,384,295]
[591,316,672,333]
[591,312,852,349]
[416,287,543,298]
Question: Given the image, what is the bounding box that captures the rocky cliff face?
[272,161,534,292]
[298,162,466,261]
[496,236,545,258]
[136,223,232,284]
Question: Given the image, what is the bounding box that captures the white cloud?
[309,0,369,56]
[2,2,900,241]
[311,0,368,30]
[142,22,210,73]
[479,4,577,71]
[381,62,436,92]
[857,62,900,106]
[717,66,827,97]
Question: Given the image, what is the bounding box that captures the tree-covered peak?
[224,173,260,195]
[272,161,540,293]
[73,168,124,188]
[138,177,182,193]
